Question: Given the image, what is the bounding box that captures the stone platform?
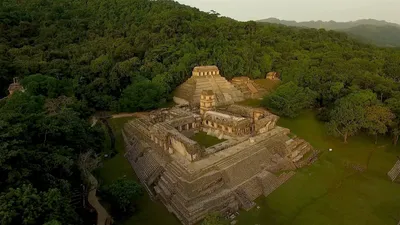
[124,65,313,225]
[123,109,312,225]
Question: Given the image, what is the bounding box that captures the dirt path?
[87,172,113,225]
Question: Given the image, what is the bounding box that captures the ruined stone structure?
[231,77,267,99]
[200,90,216,115]
[174,66,244,106]
[124,67,313,225]
[266,72,280,80]
[8,78,24,96]
[388,160,400,182]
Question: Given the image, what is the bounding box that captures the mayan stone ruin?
[123,66,313,225]
[7,77,24,96]
[173,66,245,106]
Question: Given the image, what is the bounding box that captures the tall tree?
[103,178,142,213]
[385,93,400,145]
[328,90,377,143]
[364,105,395,143]
[262,82,316,118]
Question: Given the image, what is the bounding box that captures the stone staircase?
[214,130,286,171]
[287,138,312,163]
[234,188,255,210]
[238,177,263,201]
[188,75,244,106]
[129,152,162,198]
[164,187,237,225]
[174,78,196,102]
[233,83,251,98]
[257,171,280,196]
[388,160,400,181]
[258,170,295,197]
[166,161,189,179]
[147,166,164,186]
[212,76,244,101]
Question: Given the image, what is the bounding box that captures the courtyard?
[96,110,400,225]
[190,131,226,148]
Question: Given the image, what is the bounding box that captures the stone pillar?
[179,126,182,131]
[193,122,196,128]
[228,127,233,133]
[271,120,276,129]
[266,121,271,131]
[186,124,190,130]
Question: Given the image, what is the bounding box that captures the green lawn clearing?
[254,79,280,92]
[236,110,400,225]
[191,131,226,148]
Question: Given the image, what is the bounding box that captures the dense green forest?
[260,18,400,47]
[2,0,400,224]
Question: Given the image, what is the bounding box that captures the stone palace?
[123,66,313,225]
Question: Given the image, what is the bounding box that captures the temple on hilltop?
[123,66,313,225]
[173,66,243,106]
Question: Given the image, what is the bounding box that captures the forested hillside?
[2,0,400,223]
[260,18,400,47]
[2,0,400,111]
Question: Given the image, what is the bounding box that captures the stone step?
[147,166,164,186]
[157,180,172,198]
[257,171,280,196]
[234,188,255,211]
[163,171,178,184]
[169,191,236,225]
[239,177,263,201]
[215,131,285,169]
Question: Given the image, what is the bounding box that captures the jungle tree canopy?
[2,0,400,223]
[1,0,400,111]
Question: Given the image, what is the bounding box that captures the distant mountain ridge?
[259,18,400,30]
[259,18,400,47]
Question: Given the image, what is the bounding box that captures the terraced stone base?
[123,120,312,225]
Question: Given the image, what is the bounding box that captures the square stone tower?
[200,90,215,115]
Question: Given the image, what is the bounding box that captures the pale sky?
[177,0,400,24]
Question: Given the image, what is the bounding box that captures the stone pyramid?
[174,66,245,106]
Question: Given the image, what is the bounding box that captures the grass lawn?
[95,117,180,225]
[237,99,262,108]
[254,79,280,92]
[236,110,400,225]
[191,131,226,148]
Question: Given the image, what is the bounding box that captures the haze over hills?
[259,18,400,47]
